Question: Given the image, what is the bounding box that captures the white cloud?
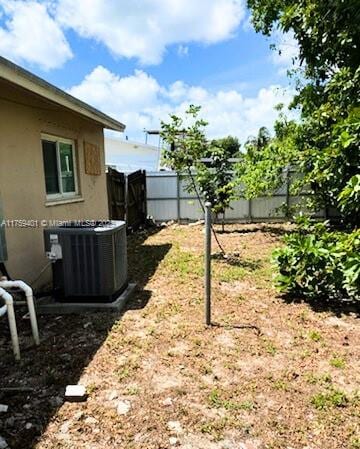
[270,31,299,74]
[0,0,72,70]
[68,66,294,143]
[55,0,245,64]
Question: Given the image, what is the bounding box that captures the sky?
[0,0,298,145]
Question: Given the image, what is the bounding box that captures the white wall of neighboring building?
[105,136,161,172]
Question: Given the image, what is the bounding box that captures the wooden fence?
[107,168,147,231]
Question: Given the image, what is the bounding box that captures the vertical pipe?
[0,287,20,360]
[125,173,129,227]
[204,202,212,326]
[25,292,40,346]
[176,173,181,224]
[7,301,20,360]
[0,281,40,345]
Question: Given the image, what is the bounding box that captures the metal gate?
[107,168,147,231]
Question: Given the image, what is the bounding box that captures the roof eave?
[0,57,125,132]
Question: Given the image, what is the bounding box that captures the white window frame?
[41,134,79,201]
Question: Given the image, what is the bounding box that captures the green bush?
[273,219,360,301]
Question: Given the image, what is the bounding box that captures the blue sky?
[45,22,286,94]
[0,0,297,143]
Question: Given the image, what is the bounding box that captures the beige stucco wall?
[0,82,110,285]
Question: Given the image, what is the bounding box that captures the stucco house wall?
[0,80,110,284]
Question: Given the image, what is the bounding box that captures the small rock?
[108,390,118,401]
[84,416,97,425]
[167,421,183,434]
[73,411,84,421]
[83,322,92,329]
[60,421,71,434]
[65,385,87,402]
[116,400,131,415]
[0,436,8,449]
[0,405,8,413]
[25,423,33,430]
[23,404,31,410]
[162,397,173,406]
[169,436,179,446]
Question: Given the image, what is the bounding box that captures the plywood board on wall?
[84,141,101,175]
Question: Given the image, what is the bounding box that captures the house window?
[42,135,78,199]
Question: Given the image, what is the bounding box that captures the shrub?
[273,219,360,301]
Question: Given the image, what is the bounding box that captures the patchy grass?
[330,355,346,369]
[311,389,349,409]
[308,329,323,342]
[1,223,359,449]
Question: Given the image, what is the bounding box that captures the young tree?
[161,106,238,233]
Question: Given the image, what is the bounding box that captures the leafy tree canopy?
[248,0,360,80]
[160,106,238,216]
[241,0,360,225]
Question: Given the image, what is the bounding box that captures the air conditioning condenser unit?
[44,221,127,302]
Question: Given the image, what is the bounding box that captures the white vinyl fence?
[146,171,338,223]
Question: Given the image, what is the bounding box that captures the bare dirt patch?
[0,223,359,449]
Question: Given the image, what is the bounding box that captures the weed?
[262,338,277,355]
[117,367,130,381]
[163,245,203,279]
[311,389,348,409]
[238,400,255,411]
[208,389,254,411]
[208,388,222,408]
[273,379,290,391]
[305,372,332,385]
[200,418,227,441]
[216,264,246,282]
[308,330,323,342]
[330,356,346,369]
[200,416,246,441]
[87,383,98,395]
[252,265,274,285]
[300,349,312,359]
[126,386,139,395]
[235,294,246,303]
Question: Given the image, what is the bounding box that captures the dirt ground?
[0,223,359,449]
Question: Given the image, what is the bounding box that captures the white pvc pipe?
[0,304,7,317]
[0,280,40,346]
[0,287,20,360]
